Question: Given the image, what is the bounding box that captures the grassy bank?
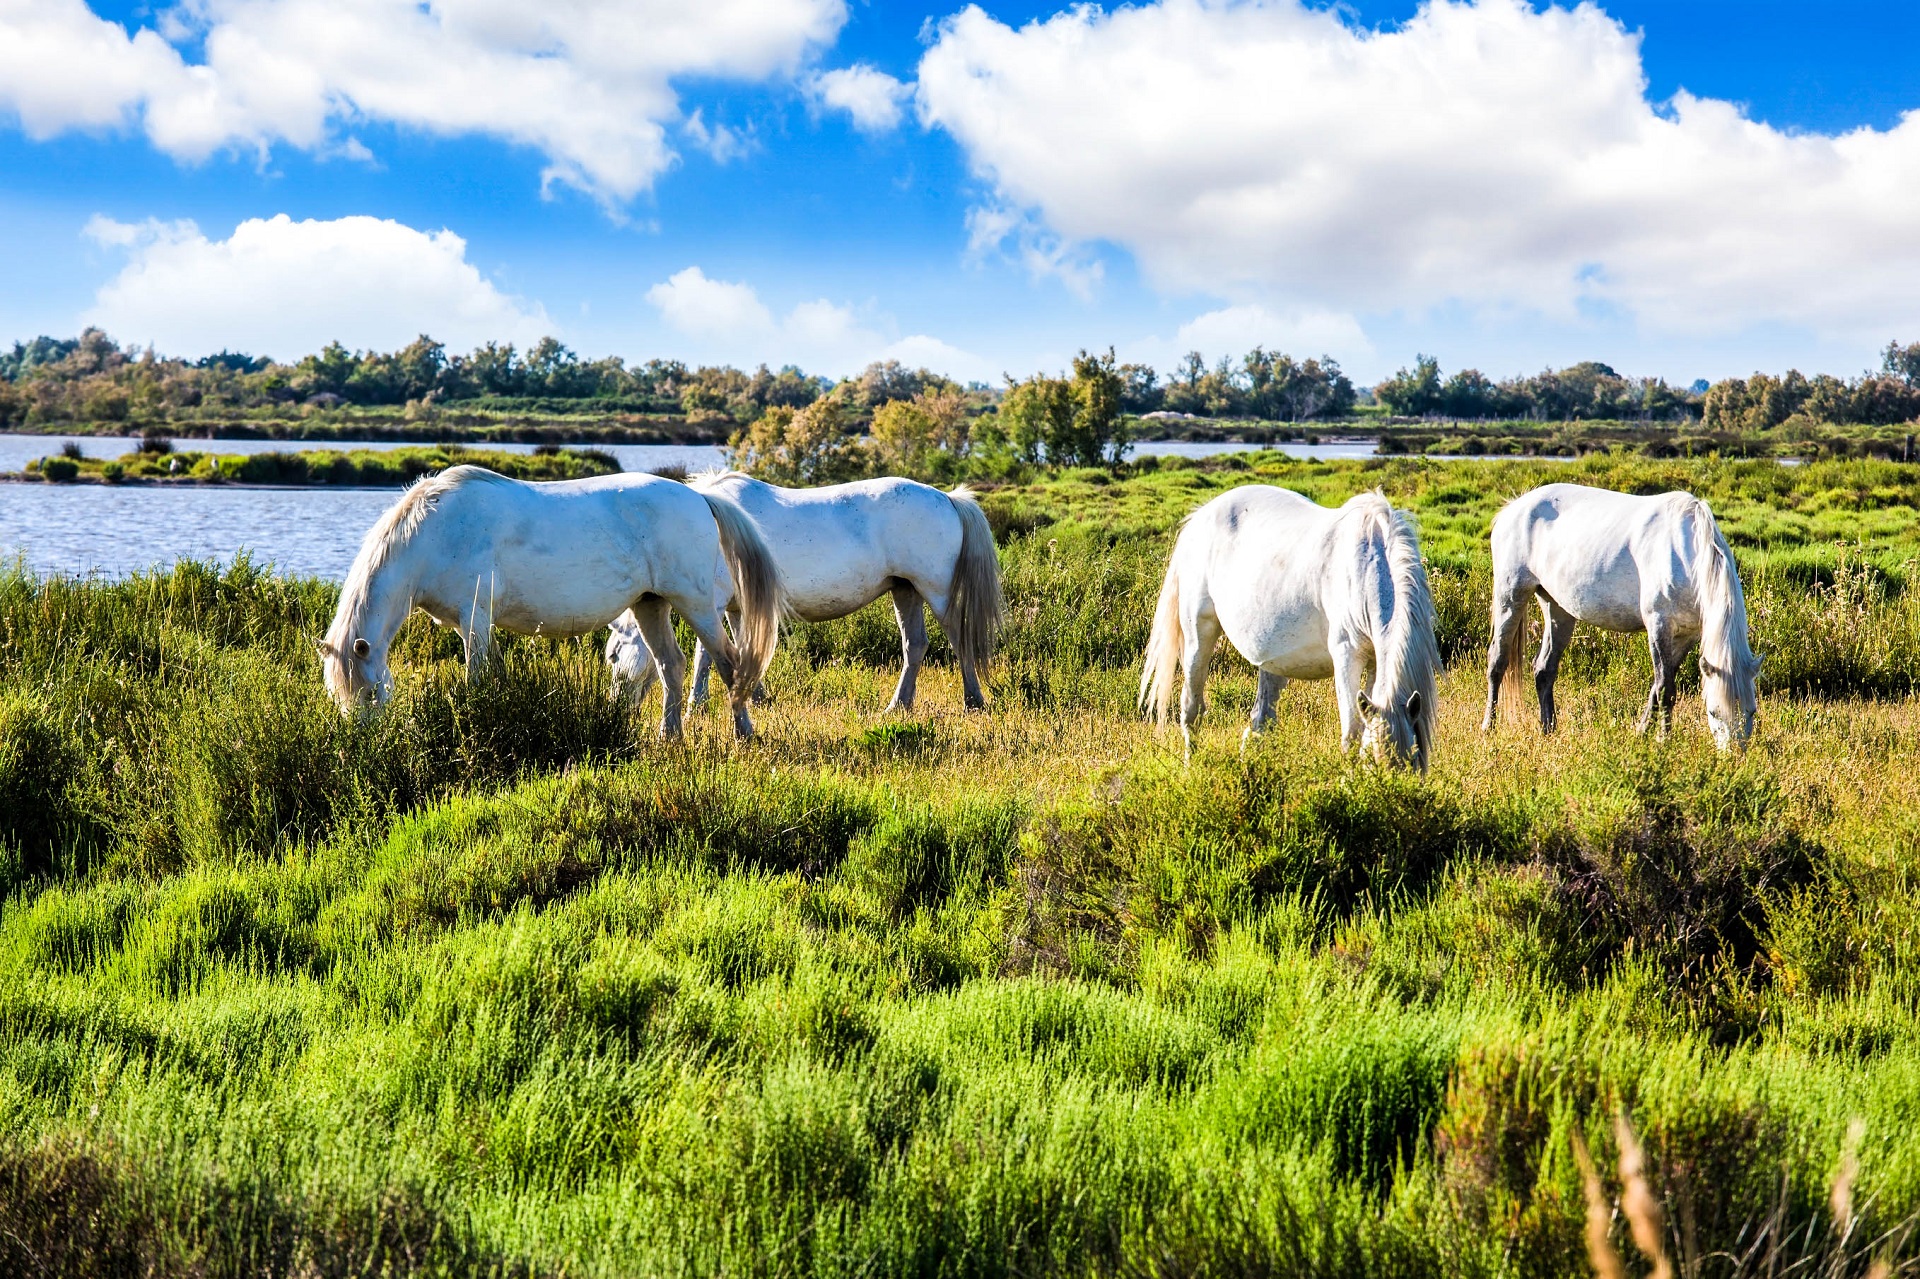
[1,404,726,446]
[12,443,621,486]
[6,455,1920,1275]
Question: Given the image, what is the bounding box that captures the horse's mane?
[1690,497,1758,703]
[1342,491,1439,740]
[325,465,502,661]
[687,469,750,489]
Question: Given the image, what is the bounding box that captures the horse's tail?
[1486,502,1532,715]
[1495,591,1530,711]
[698,491,785,695]
[1140,556,1184,725]
[944,486,1004,671]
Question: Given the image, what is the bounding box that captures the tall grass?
[8,456,1920,1274]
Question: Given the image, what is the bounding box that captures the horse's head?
[318,634,392,713]
[1357,688,1429,772]
[1701,652,1762,751]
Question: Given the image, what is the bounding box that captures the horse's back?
[1177,485,1349,674]
[693,473,963,618]
[1495,483,1707,630]
[414,468,724,634]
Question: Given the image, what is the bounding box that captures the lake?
[0,434,1385,579]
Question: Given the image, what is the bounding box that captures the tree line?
[6,328,1920,444]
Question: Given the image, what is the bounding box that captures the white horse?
[605,472,1003,713]
[1483,482,1760,750]
[1140,487,1439,768]
[320,465,783,740]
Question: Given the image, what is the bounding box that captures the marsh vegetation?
[6,452,1920,1275]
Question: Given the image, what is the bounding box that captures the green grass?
[12,442,620,486]
[8,455,1920,1275]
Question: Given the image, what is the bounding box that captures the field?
[8,452,1920,1276]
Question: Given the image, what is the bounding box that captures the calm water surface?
[0,434,1395,579]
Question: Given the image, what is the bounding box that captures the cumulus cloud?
[644,265,987,380]
[917,0,1920,339]
[807,64,911,132]
[875,334,995,385]
[1173,304,1370,360]
[645,266,776,340]
[0,0,846,200]
[83,213,550,358]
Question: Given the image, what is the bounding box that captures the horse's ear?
[1404,690,1424,721]
[314,639,335,659]
[1356,690,1380,719]
[352,637,371,659]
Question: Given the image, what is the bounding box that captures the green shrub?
[39,456,78,482]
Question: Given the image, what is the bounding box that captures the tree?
[1884,340,1920,387]
[1376,355,1442,416]
[872,398,936,472]
[1117,362,1162,414]
[999,374,1074,465]
[1069,348,1128,465]
[524,337,586,397]
[727,395,866,484]
[298,342,358,398]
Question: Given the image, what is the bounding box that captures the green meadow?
[6,452,1920,1276]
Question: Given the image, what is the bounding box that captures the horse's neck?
[347,554,418,655]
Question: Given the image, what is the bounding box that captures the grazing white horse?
[605,472,1003,713]
[1483,482,1760,750]
[1140,487,1439,768]
[320,465,783,740]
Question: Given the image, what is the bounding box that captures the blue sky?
[3,0,1919,386]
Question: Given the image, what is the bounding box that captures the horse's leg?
[676,606,754,740]
[608,617,659,707]
[1484,583,1530,731]
[461,575,496,682]
[1637,619,1678,736]
[1535,597,1577,734]
[629,598,687,741]
[688,637,714,711]
[1179,610,1222,761]
[730,607,772,703]
[885,583,930,713]
[1242,670,1288,749]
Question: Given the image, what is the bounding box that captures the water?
[0,435,733,579]
[3,483,404,580]
[0,432,1583,580]
[1130,439,1382,460]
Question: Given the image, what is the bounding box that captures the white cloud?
[0,0,846,201]
[807,64,910,133]
[876,334,995,385]
[644,265,988,380]
[965,203,1104,300]
[83,213,550,358]
[1173,304,1370,360]
[645,266,777,340]
[917,0,1920,340]
[682,108,752,164]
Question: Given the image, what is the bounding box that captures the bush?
[39,457,78,482]
[100,461,124,484]
[0,694,90,885]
